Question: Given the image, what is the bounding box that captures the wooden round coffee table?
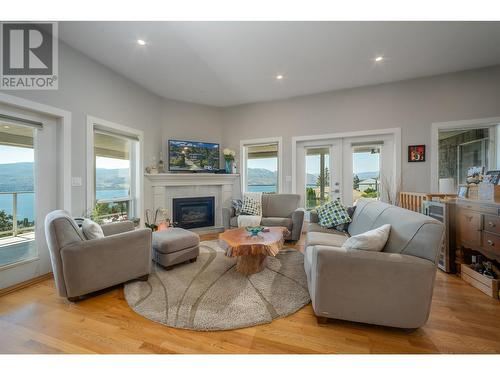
[219,227,289,275]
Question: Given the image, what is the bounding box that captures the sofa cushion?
[153,228,200,254]
[241,195,262,216]
[349,199,444,262]
[306,231,348,248]
[261,217,293,230]
[82,219,104,240]
[262,194,300,218]
[342,224,391,252]
[317,199,352,228]
[308,222,346,235]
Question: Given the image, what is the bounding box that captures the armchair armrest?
[60,228,152,297]
[291,208,305,241]
[101,220,135,236]
[308,245,437,328]
[222,207,234,229]
[309,210,319,224]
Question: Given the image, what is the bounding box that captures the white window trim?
[431,117,500,193]
[86,115,144,226]
[239,136,283,194]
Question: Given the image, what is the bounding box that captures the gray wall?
[221,65,500,194]
[1,42,222,216]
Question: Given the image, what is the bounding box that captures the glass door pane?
[0,122,36,267]
[458,139,488,185]
[305,147,330,210]
[352,145,381,205]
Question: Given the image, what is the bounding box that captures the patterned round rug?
[124,240,310,331]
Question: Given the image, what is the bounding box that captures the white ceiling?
[59,22,500,107]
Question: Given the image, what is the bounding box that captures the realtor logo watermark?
[0,22,58,90]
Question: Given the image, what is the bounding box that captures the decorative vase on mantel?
[223,148,236,174]
[225,159,232,174]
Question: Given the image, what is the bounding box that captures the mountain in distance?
[355,171,379,180]
[0,162,129,191]
[247,168,318,186]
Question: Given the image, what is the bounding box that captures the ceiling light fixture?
[137,39,147,46]
[3,125,9,129]
[374,56,384,62]
[276,74,284,80]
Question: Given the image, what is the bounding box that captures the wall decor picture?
[408,145,425,162]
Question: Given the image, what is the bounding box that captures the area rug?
[124,240,310,331]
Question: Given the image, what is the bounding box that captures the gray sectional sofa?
[305,198,444,329]
[222,194,305,241]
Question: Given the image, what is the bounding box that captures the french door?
[295,133,396,209]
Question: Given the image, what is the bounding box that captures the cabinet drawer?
[482,232,500,255]
[483,215,500,234]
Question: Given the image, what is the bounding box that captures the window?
[438,128,493,190]
[243,142,280,193]
[89,119,142,223]
[0,121,36,267]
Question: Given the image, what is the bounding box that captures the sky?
[0,145,34,163]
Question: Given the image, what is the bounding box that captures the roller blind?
[94,131,132,160]
[247,143,278,159]
[0,121,34,148]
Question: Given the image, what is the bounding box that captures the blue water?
[248,184,318,193]
[0,189,128,222]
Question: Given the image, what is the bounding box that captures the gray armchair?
[223,194,305,241]
[305,199,444,329]
[44,210,152,302]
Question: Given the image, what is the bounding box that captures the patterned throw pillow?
[335,205,356,232]
[240,196,261,216]
[232,199,243,216]
[317,199,352,228]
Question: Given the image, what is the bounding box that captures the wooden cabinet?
[456,207,482,248]
[454,199,500,265]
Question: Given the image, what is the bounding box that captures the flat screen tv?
[168,140,220,172]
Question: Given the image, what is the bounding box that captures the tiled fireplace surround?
[144,173,240,231]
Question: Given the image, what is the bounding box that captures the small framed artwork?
[408,145,426,162]
[457,185,468,198]
[486,170,500,185]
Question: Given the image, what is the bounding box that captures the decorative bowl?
[245,226,265,237]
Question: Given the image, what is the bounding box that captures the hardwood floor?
[1,232,499,354]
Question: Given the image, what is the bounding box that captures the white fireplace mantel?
[145,173,240,187]
[144,173,240,230]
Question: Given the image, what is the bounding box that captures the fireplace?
[172,196,215,229]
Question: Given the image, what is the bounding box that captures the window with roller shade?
[93,130,137,221]
[245,143,279,193]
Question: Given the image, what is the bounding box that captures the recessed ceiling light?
[276,74,284,80]
[3,125,9,129]
[374,56,384,62]
[137,39,147,46]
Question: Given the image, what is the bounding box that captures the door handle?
[487,239,494,246]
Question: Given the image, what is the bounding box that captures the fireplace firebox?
[172,196,215,229]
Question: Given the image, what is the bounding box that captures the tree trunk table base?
[219,227,288,276]
[236,253,268,275]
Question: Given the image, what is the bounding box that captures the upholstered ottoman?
[152,228,200,269]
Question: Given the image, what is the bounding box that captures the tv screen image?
[168,140,220,171]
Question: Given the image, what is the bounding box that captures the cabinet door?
[457,208,482,248]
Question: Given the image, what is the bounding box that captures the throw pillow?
[82,218,105,240]
[335,205,356,232]
[342,224,391,252]
[240,196,261,216]
[232,199,243,216]
[317,199,352,228]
